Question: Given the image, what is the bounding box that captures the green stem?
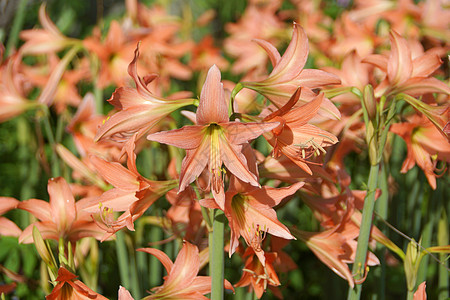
[6,0,29,56]
[115,230,130,289]
[41,109,61,177]
[149,226,162,288]
[407,290,414,300]
[210,209,225,300]
[347,164,379,300]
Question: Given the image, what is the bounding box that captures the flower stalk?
[210,209,225,300]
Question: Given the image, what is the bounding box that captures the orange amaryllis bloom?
[147,65,278,209]
[262,89,338,175]
[0,197,21,237]
[363,30,450,98]
[95,44,196,142]
[46,267,107,300]
[84,134,177,239]
[138,241,234,299]
[200,176,303,266]
[18,177,105,243]
[234,247,281,299]
[0,54,41,123]
[390,114,450,189]
[20,4,79,55]
[240,23,341,119]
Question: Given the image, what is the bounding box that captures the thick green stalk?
[347,164,379,299]
[115,230,130,289]
[149,226,162,288]
[210,209,225,300]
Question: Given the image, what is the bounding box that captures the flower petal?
[387,31,413,85]
[197,65,228,124]
[48,177,76,235]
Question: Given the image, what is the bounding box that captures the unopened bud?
[363,85,377,122]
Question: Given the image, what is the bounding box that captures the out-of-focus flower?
[234,247,281,299]
[390,114,450,189]
[83,21,136,88]
[363,31,450,98]
[95,44,196,143]
[20,4,79,55]
[189,35,229,72]
[224,1,285,75]
[138,241,234,299]
[147,65,278,209]
[46,267,107,300]
[0,54,41,123]
[18,177,105,243]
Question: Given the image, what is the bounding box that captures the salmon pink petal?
[81,189,137,213]
[222,122,279,145]
[0,197,19,215]
[0,217,22,237]
[413,282,427,300]
[118,286,134,300]
[295,69,341,88]
[396,77,450,96]
[250,182,304,206]
[196,65,228,124]
[19,221,58,243]
[164,242,199,288]
[90,156,139,191]
[178,141,210,191]
[412,53,442,78]
[253,39,281,67]
[387,31,412,85]
[269,23,308,82]
[48,177,76,235]
[137,248,174,274]
[147,125,206,150]
[17,199,52,221]
[362,54,388,72]
[220,141,259,187]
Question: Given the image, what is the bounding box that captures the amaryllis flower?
[262,89,338,175]
[0,197,21,237]
[94,44,196,142]
[234,247,281,299]
[20,4,79,55]
[390,114,450,189]
[147,65,279,209]
[0,54,41,123]
[18,177,105,244]
[200,175,303,266]
[84,134,177,239]
[46,267,107,300]
[240,23,341,120]
[363,30,450,98]
[137,241,234,299]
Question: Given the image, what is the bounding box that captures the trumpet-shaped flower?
[200,176,303,266]
[241,23,341,120]
[84,134,177,239]
[262,89,338,175]
[18,177,105,243]
[138,241,234,299]
[234,247,281,299]
[363,30,450,98]
[46,267,107,300]
[147,65,279,209]
[390,114,450,189]
[95,44,196,142]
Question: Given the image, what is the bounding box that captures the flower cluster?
[0,0,449,299]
